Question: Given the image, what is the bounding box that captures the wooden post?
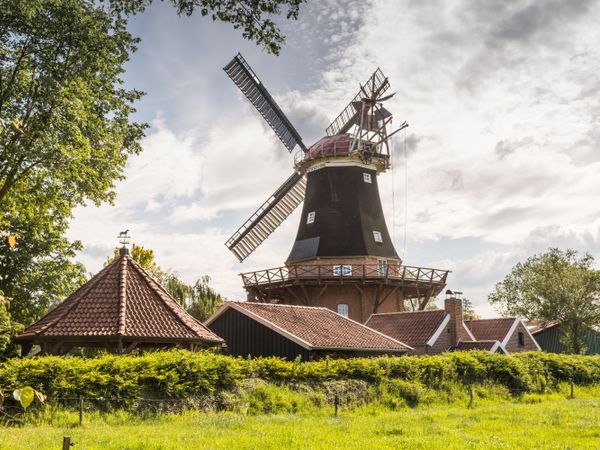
[334,395,339,417]
[468,385,474,408]
[79,396,84,426]
[570,381,574,399]
[62,436,72,450]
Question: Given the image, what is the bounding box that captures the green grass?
[2,387,600,449]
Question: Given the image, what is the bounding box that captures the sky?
[68,0,600,317]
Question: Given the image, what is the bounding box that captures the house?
[205,301,412,360]
[16,248,225,355]
[528,321,600,355]
[365,297,490,355]
[464,318,540,353]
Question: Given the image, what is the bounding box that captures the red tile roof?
[17,255,223,345]
[365,310,447,347]
[464,318,517,342]
[215,302,412,352]
[452,340,503,352]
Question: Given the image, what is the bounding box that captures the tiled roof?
[365,310,448,347]
[219,302,412,352]
[452,340,501,351]
[464,318,517,342]
[17,255,223,345]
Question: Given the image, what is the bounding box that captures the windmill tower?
[223,54,449,323]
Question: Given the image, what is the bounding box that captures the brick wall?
[504,321,539,353]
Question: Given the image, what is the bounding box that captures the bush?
[1,350,599,408]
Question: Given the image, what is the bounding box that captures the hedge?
[0,351,599,402]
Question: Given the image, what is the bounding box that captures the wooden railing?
[241,264,449,288]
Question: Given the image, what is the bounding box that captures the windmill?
[223,53,448,322]
[224,53,407,263]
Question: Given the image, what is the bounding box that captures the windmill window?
[373,231,383,243]
[307,211,316,224]
[337,303,349,318]
[518,331,525,346]
[333,265,352,276]
[363,173,372,183]
[377,259,388,277]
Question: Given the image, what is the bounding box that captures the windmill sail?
[224,53,306,153]
[225,172,306,262]
[325,68,390,136]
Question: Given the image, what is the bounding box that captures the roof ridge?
[117,257,128,336]
[237,301,329,311]
[372,309,445,316]
[32,258,121,336]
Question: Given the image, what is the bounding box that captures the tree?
[462,298,480,321]
[0,0,145,335]
[186,275,223,322]
[0,292,23,360]
[105,0,305,54]
[489,248,600,354]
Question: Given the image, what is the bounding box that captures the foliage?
[1,350,599,404]
[0,294,23,359]
[489,248,600,354]
[12,385,45,409]
[462,298,479,320]
[109,243,223,320]
[104,0,305,54]
[0,0,146,350]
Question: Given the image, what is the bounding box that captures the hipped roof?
[17,254,223,345]
[366,310,448,347]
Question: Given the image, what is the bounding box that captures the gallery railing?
[241,264,449,288]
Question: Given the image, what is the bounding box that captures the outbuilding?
[205,301,412,360]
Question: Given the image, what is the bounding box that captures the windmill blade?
[224,53,306,153]
[325,68,391,136]
[225,172,306,262]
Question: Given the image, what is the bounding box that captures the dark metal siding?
[207,308,310,360]
[535,324,600,355]
[287,165,398,262]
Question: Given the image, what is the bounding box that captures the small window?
[363,173,372,183]
[377,259,388,277]
[373,231,383,243]
[518,331,525,346]
[333,265,353,276]
[306,211,315,224]
[337,303,349,318]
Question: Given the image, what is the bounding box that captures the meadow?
[1,385,599,449]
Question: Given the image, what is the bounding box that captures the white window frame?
[332,265,353,276]
[363,173,372,184]
[377,259,388,277]
[337,303,349,318]
[306,211,316,224]
[373,230,383,243]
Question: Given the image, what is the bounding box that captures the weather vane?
[117,229,131,251]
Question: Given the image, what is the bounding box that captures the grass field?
[1,388,600,449]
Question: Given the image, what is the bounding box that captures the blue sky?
[68,0,600,316]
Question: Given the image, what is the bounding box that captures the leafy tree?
[186,275,223,322]
[0,293,24,360]
[1,0,145,332]
[105,0,305,54]
[462,298,479,321]
[489,248,600,354]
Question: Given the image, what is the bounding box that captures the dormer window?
[363,173,372,183]
[373,231,383,243]
[307,211,315,224]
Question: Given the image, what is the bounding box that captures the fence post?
[467,385,474,408]
[570,381,574,399]
[79,396,84,426]
[62,436,73,449]
[334,395,339,417]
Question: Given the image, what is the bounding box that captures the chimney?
[444,290,464,346]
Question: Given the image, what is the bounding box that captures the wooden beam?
[123,341,139,354]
